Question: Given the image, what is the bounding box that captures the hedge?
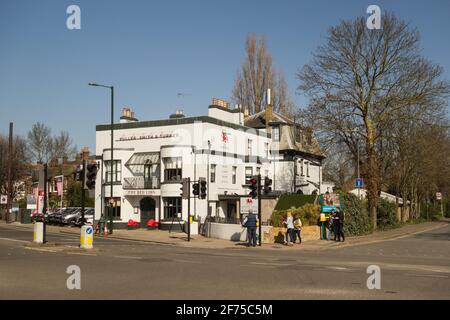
[274,194,317,211]
[377,199,399,230]
[342,193,373,236]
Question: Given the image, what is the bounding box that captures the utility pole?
[7,122,13,222]
[81,159,86,225]
[43,163,48,243]
[110,86,114,234]
[187,177,191,242]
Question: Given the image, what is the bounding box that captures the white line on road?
[113,255,143,260]
[172,259,201,264]
[250,262,291,266]
[67,252,97,256]
[24,247,57,253]
[0,237,29,243]
[406,273,449,279]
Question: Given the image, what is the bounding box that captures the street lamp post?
[89,83,114,234]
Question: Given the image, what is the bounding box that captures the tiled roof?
[244,110,325,158]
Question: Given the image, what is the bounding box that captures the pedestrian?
[243,210,258,247]
[335,207,345,242]
[294,215,302,244]
[283,210,295,246]
[327,211,334,241]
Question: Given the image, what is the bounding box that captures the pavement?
[0,219,446,251]
[0,219,449,299]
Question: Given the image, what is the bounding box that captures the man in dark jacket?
[243,210,258,247]
[335,207,345,242]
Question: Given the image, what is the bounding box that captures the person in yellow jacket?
[293,215,303,244]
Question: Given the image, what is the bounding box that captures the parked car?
[30,210,45,222]
[62,208,82,225]
[73,208,94,226]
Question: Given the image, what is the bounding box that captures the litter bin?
[20,209,32,224]
[98,217,106,234]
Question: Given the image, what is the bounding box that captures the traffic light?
[73,165,83,182]
[199,178,207,199]
[180,178,189,199]
[192,182,199,197]
[85,162,98,190]
[263,176,272,194]
[249,177,258,199]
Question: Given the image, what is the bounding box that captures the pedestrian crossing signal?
[249,177,258,199]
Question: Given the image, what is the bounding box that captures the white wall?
[95,117,271,223]
[205,222,271,242]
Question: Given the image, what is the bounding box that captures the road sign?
[355,178,363,188]
[240,197,259,214]
[436,192,442,200]
[0,195,7,204]
[321,205,337,213]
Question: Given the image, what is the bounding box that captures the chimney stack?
[120,107,138,123]
[81,147,90,161]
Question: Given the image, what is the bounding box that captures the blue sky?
[1,0,449,152]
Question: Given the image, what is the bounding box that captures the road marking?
[407,273,449,279]
[24,247,57,253]
[250,262,291,266]
[113,255,143,260]
[0,237,29,243]
[173,259,201,264]
[67,252,97,256]
[325,266,349,271]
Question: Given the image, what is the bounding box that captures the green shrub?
[377,199,399,230]
[342,193,373,236]
[270,203,320,227]
[271,210,284,227]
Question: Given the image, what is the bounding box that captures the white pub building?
[95,97,328,229]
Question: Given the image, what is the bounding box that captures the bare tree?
[0,135,30,201]
[233,33,295,116]
[297,13,450,229]
[27,122,52,164]
[272,71,296,117]
[51,131,76,160]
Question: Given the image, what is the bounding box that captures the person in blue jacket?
[243,210,258,247]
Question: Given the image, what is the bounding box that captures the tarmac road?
[0,223,449,299]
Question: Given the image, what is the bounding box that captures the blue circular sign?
[86,227,93,235]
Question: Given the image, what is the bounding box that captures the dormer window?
[272,125,280,142]
[295,126,302,143]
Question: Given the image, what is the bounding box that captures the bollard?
[33,222,44,244]
[80,225,94,249]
